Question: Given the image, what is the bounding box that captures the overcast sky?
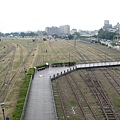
[0,0,119,33]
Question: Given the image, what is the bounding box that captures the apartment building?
[59,25,70,34]
[45,26,60,35]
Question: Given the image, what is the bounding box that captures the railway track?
[48,39,120,119]
[77,69,120,119]
[0,43,15,60]
[0,41,35,102]
[100,67,120,97]
[52,76,69,120]
[48,40,88,64]
[0,45,16,102]
[65,73,98,120]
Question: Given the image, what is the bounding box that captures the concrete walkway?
[24,67,71,120]
[24,61,120,120]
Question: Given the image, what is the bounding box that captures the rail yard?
[0,38,120,119]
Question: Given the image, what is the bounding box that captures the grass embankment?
[11,68,34,120]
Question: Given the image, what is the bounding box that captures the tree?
[0,32,4,37]
[10,32,19,37]
[52,34,59,38]
[20,32,26,38]
[42,31,47,35]
[43,38,47,41]
[27,32,37,37]
[68,34,74,40]
[5,33,10,37]
[98,28,119,40]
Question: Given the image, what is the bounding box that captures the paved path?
[24,67,70,120]
[24,61,120,120]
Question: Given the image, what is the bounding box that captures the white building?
[59,25,70,34]
[70,29,77,34]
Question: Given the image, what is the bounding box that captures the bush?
[11,68,35,120]
[36,64,46,68]
[64,62,76,66]
[43,38,47,41]
[27,68,34,75]
[51,62,64,66]
[51,62,76,67]
[36,64,49,68]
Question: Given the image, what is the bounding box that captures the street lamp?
[0,102,5,120]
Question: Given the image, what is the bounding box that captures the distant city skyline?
[0,20,119,33]
[0,0,120,33]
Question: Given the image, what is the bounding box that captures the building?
[45,27,50,34]
[78,30,87,35]
[104,20,109,26]
[45,25,70,35]
[70,29,77,34]
[59,25,70,34]
[45,26,60,35]
[108,27,117,32]
[114,22,120,33]
[103,21,120,33]
[103,20,112,30]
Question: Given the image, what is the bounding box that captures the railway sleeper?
[103,109,117,116]
[85,114,95,120]
[115,87,120,90]
[88,85,94,87]
[102,113,117,120]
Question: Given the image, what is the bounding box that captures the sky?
[0,0,120,33]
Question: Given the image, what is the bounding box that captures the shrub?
[43,38,47,41]
[11,68,34,120]
[36,64,49,68]
[27,68,34,75]
[51,62,76,67]
[36,64,46,68]
[51,62,64,66]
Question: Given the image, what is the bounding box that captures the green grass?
[70,100,77,106]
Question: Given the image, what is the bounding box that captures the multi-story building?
[45,25,70,35]
[103,21,120,33]
[103,20,112,30]
[104,20,109,26]
[59,25,70,34]
[45,26,60,35]
[45,27,50,34]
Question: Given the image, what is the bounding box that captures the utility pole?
[74,39,76,49]
[43,55,44,64]
[69,53,70,66]
[105,52,106,62]
[74,34,77,49]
